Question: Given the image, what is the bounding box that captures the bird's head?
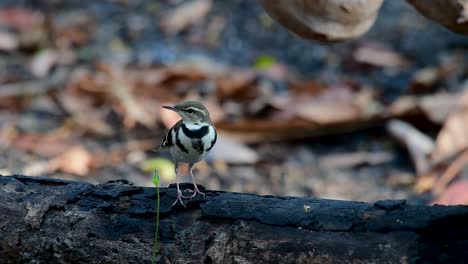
[162,101,211,124]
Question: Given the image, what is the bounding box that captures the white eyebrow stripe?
[185,107,206,114]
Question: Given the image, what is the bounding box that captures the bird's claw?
[171,190,188,207]
[184,188,206,199]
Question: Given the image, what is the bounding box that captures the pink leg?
[185,163,205,199]
[172,162,188,207]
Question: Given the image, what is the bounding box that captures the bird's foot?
[184,186,205,199]
[171,190,189,207]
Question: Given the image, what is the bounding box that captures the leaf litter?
[0,1,467,205]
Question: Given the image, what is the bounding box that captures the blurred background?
[0,0,467,205]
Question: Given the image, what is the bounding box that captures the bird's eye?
[186,109,194,113]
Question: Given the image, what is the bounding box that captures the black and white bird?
[159,101,217,207]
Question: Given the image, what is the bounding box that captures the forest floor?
[0,0,467,205]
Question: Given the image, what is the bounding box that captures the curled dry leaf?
[48,145,93,176]
[387,120,435,174]
[258,0,384,42]
[161,0,212,35]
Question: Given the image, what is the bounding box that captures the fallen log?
[0,175,467,264]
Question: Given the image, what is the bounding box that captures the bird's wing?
[159,119,183,149]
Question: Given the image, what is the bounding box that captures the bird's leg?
[172,162,188,207]
[184,163,205,199]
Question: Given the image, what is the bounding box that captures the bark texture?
[0,175,467,264]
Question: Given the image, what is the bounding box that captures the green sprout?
[152,170,160,264]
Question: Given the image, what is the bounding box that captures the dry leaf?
[432,90,468,161]
[0,31,18,51]
[49,145,93,176]
[161,0,212,34]
[100,64,156,128]
[60,83,113,137]
[432,180,468,205]
[387,120,435,174]
[258,0,384,41]
[388,93,459,124]
[30,49,58,78]
[409,67,439,93]
[291,87,379,125]
[433,149,468,194]
[11,132,74,157]
[205,136,259,164]
[216,70,257,101]
[295,101,360,124]
[353,42,410,69]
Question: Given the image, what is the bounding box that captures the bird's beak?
[162,105,177,111]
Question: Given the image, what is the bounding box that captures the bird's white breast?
[170,122,216,163]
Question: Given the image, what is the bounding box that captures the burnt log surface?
[0,175,467,264]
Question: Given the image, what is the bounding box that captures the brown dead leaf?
[49,145,93,176]
[161,0,212,35]
[290,86,380,125]
[99,64,156,129]
[388,93,459,124]
[60,78,113,136]
[216,70,257,101]
[295,100,360,124]
[419,93,459,124]
[216,81,384,142]
[432,180,468,205]
[431,90,468,161]
[353,42,410,69]
[11,132,74,157]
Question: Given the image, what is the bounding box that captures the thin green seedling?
[152,170,160,264]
